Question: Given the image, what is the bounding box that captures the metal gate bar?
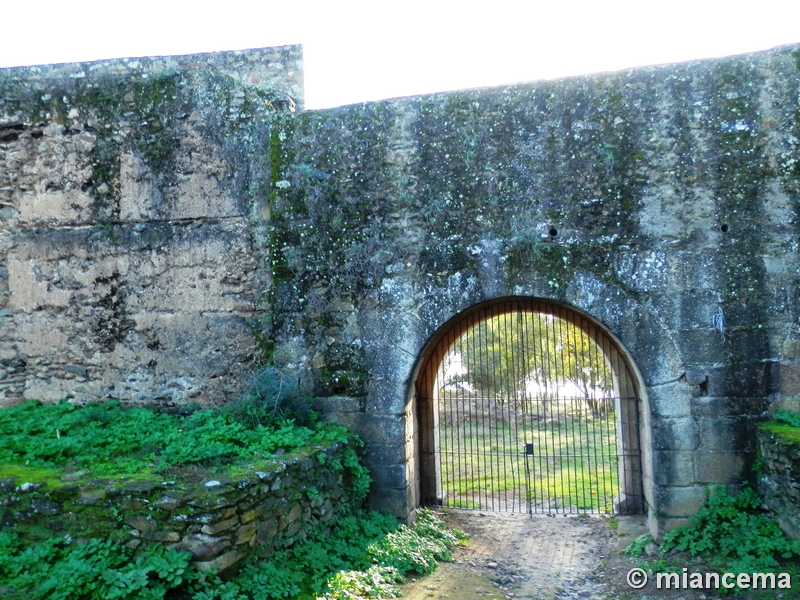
[418,299,643,515]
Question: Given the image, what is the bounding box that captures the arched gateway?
[412,298,644,515]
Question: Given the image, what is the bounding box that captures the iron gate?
[417,299,643,515]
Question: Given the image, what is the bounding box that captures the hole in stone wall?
[549,227,558,237]
[720,223,729,233]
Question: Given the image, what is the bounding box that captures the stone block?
[648,380,692,418]
[314,396,365,414]
[652,417,698,451]
[693,452,744,484]
[364,379,408,414]
[194,550,244,574]
[330,413,405,448]
[200,516,238,536]
[697,415,759,454]
[769,361,800,397]
[283,520,302,538]
[18,186,94,226]
[241,509,256,523]
[666,251,719,291]
[678,291,727,330]
[375,277,417,309]
[364,344,417,387]
[692,396,768,417]
[682,367,709,387]
[613,250,668,292]
[235,521,258,545]
[652,451,694,486]
[154,495,180,510]
[627,332,684,388]
[783,340,800,359]
[143,530,180,543]
[677,329,726,364]
[705,362,771,398]
[125,514,157,533]
[359,307,427,360]
[279,503,302,529]
[655,485,708,518]
[365,442,406,466]
[368,464,408,490]
[257,518,279,542]
[30,498,60,516]
[369,486,410,519]
[654,517,694,538]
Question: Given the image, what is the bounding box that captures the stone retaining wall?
[757,423,800,540]
[0,440,358,573]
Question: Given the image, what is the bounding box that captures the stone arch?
[407,296,653,521]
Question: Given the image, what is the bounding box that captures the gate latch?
[524,443,534,455]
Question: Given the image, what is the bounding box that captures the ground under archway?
[414,297,644,515]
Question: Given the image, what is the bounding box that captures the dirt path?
[400,509,648,600]
[401,509,800,600]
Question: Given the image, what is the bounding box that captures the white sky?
[2,1,799,110]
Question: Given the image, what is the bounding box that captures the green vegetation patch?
[0,397,466,599]
[206,508,466,600]
[0,509,466,600]
[628,487,800,593]
[0,534,196,600]
[0,400,353,483]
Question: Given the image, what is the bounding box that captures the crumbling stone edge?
[0,440,358,573]
[758,425,800,541]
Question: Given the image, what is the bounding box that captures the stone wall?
[3,43,800,537]
[0,440,356,573]
[758,422,800,540]
[266,45,800,534]
[0,45,302,407]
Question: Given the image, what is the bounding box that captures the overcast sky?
[2,1,799,109]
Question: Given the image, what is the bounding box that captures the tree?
[446,310,614,419]
[559,324,614,417]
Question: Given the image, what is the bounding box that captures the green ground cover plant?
[0,399,347,481]
[0,533,197,600]
[224,508,467,600]
[625,487,800,594]
[775,407,800,429]
[0,508,465,600]
[659,487,800,575]
[0,397,466,599]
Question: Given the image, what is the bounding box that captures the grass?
[439,397,620,513]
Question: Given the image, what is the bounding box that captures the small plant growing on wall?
[222,365,301,427]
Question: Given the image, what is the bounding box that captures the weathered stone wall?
[267,45,800,535]
[0,46,302,406]
[758,423,800,540]
[0,440,354,573]
[3,43,800,537]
